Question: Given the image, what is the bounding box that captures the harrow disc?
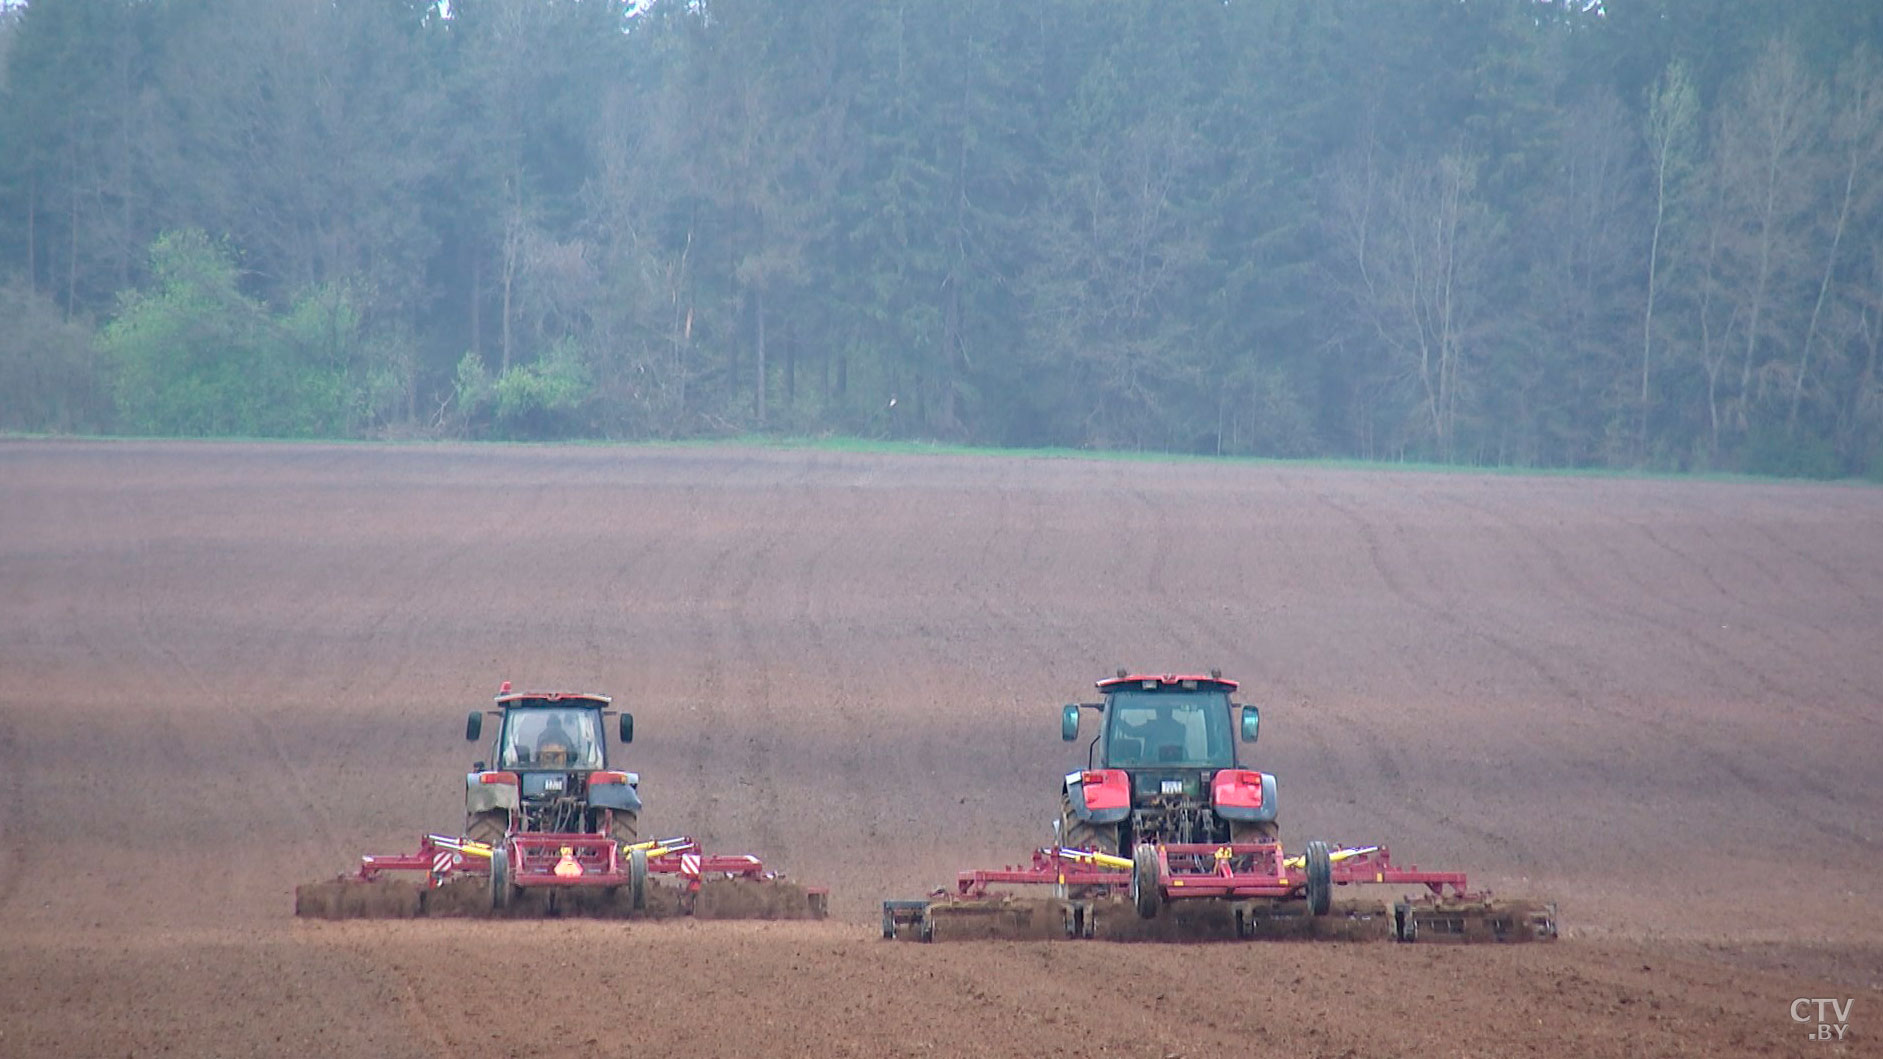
[294,878,422,919]
[1394,898,1558,943]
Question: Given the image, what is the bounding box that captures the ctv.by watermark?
[1793,998,1854,1043]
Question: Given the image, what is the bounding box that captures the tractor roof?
[1096,672,1239,693]
[494,691,612,709]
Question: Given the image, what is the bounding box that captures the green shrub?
[102,230,351,437]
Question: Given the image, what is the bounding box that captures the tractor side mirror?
[466,711,483,742]
[1239,705,1260,744]
[1061,704,1080,742]
[619,711,634,744]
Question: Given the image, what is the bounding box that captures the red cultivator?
[886,837,1554,942]
[297,831,827,919]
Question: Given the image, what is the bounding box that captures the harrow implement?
[885,838,1555,943]
[296,832,828,920]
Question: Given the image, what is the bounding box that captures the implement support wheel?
[490,843,514,912]
[1131,843,1161,920]
[1304,839,1332,917]
[628,848,648,912]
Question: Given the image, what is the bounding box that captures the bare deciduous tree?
[1330,146,1493,458]
[1641,59,1698,457]
[1790,48,1883,429]
[1712,39,1825,432]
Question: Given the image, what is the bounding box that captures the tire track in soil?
[1410,488,1873,852]
[246,474,558,858]
[1747,515,1879,612]
[1404,491,1683,832]
[1265,486,1434,828]
[1114,473,1212,671]
[969,463,1094,844]
[920,460,1070,859]
[1114,472,1425,850]
[719,458,812,864]
[792,455,984,886]
[28,478,290,926]
[180,464,552,875]
[782,467,867,858]
[1610,508,1876,722]
[1712,518,1883,703]
[254,462,553,877]
[0,471,94,917]
[1145,470,1379,841]
[676,481,734,844]
[1410,490,1761,868]
[1454,488,1876,730]
[1302,489,1554,864]
[962,461,1085,667]
[559,471,681,689]
[391,975,456,1059]
[857,457,1087,878]
[0,720,23,914]
[310,934,459,1059]
[348,476,550,702]
[300,474,548,847]
[1437,489,1875,836]
[1260,472,1365,816]
[126,538,351,893]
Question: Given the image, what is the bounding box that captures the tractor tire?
[1304,839,1332,917]
[1229,819,1278,844]
[489,844,513,912]
[466,810,508,848]
[628,848,648,912]
[1058,791,1117,855]
[1058,792,1119,897]
[608,809,639,848]
[1131,843,1161,920]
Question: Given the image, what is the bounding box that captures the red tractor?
[882,670,1555,941]
[1061,671,1296,919]
[1059,670,1276,858]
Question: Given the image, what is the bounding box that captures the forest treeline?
[3,0,1883,476]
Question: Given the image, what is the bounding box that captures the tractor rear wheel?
[608,809,639,848]
[1058,792,1117,855]
[1230,819,1278,843]
[1130,843,1162,920]
[466,810,508,847]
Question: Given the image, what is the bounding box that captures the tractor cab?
[494,702,607,770]
[1066,673,1257,770]
[466,691,632,772]
[1060,672,1273,850]
[463,688,640,844]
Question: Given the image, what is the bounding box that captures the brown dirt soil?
[2,439,1879,1057]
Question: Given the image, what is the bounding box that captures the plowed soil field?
[2,440,1878,1058]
